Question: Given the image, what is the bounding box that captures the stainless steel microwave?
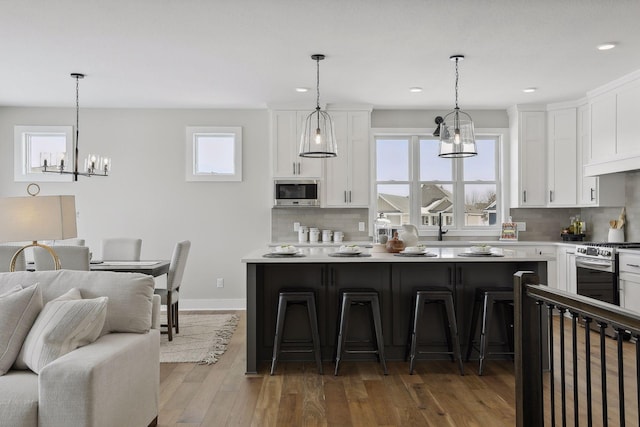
[274,180,319,207]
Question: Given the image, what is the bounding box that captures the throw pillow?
[0,284,42,376]
[14,289,108,374]
[0,284,23,298]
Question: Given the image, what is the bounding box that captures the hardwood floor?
[159,311,518,426]
[160,311,639,426]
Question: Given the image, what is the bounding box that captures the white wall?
[0,107,271,309]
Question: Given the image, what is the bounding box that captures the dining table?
[89,260,170,277]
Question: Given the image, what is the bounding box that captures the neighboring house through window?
[374,133,502,235]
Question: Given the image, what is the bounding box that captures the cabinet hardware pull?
[590,188,595,201]
[549,190,553,203]
[344,191,347,203]
[349,191,352,203]
[297,162,301,175]
[627,264,640,268]
[292,162,296,175]
[523,190,527,203]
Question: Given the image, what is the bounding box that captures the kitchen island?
[241,246,552,374]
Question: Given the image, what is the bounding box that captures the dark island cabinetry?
[246,259,545,374]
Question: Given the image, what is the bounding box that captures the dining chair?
[101,238,142,261]
[33,245,90,271]
[53,238,86,246]
[154,240,191,341]
[0,245,27,272]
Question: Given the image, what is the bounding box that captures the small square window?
[186,127,242,182]
[14,125,74,182]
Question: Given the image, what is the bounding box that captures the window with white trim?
[14,125,73,182]
[374,134,501,232]
[185,127,242,182]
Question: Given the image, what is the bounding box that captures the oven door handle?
[575,257,615,272]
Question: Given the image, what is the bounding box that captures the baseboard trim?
[179,298,246,311]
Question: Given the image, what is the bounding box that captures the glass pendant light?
[438,55,477,158]
[299,54,337,158]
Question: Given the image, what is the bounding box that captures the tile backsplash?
[272,207,369,242]
[271,171,639,243]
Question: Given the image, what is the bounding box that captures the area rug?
[160,313,239,364]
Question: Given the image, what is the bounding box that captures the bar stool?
[270,290,323,375]
[334,289,388,376]
[407,288,464,375]
[465,287,514,375]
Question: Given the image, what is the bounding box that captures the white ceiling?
[2,0,640,110]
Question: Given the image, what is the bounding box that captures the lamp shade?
[0,196,77,242]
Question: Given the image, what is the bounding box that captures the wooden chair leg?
[167,292,173,341]
[174,300,179,334]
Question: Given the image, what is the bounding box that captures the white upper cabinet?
[271,110,323,178]
[577,104,625,207]
[324,110,370,207]
[509,107,547,207]
[547,107,577,206]
[585,70,640,176]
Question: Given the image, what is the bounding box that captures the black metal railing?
[514,271,640,427]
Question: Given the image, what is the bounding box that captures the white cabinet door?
[616,80,640,158]
[577,104,626,207]
[567,251,577,294]
[547,108,577,206]
[519,111,547,207]
[589,92,617,162]
[619,253,640,313]
[271,110,323,178]
[324,111,370,207]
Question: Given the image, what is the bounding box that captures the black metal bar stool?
[334,289,387,376]
[465,287,514,375]
[270,290,323,375]
[407,288,464,375]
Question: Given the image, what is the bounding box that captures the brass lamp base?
[10,241,61,272]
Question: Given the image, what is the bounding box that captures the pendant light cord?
[454,57,459,110]
[74,74,80,179]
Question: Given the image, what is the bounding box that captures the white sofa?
[0,270,160,427]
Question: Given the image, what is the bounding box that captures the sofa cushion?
[0,284,42,376]
[0,270,155,334]
[0,370,38,427]
[14,289,108,374]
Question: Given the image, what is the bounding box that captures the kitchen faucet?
[438,212,448,241]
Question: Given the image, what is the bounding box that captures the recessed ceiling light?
[597,42,616,51]
[409,87,423,93]
[295,87,309,93]
[523,87,537,93]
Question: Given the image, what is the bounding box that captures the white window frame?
[185,126,242,182]
[14,125,74,182]
[371,127,509,238]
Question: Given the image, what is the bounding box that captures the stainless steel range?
[575,243,640,306]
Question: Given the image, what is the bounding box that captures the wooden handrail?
[525,284,640,335]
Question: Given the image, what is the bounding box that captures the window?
[185,127,242,182]
[14,125,73,182]
[374,133,502,234]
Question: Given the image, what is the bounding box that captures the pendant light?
[43,73,110,180]
[299,54,337,158]
[438,55,477,158]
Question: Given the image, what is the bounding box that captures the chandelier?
[43,73,110,180]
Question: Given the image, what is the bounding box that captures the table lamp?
[0,195,77,272]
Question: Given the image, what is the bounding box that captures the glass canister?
[374,213,391,244]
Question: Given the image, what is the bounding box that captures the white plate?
[399,249,426,254]
[336,250,362,255]
[272,247,298,255]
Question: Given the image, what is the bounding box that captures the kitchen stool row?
[270,286,515,376]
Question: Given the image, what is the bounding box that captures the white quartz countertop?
[242,245,554,263]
